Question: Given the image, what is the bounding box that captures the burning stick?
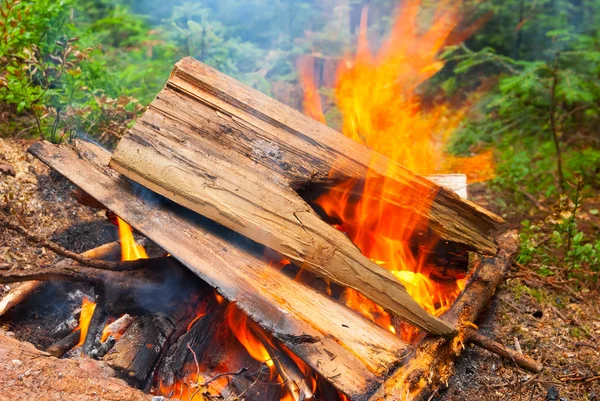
[50,308,81,339]
[82,291,109,356]
[252,327,314,401]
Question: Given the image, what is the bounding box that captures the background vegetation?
[1,0,598,287]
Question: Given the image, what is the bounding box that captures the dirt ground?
[1,138,599,401]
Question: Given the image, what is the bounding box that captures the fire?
[117,216,148,261]
[75,297,96,347]
[225,303,275,373]
[74,218,149,350]
[301,1,491,339]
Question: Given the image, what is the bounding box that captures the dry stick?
[0,213,162,271]
[466,329,543,374]
[0,281,45,316]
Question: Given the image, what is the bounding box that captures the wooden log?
[157,294,225,389]
[368,231,520,401]
[29,140,409,400]
[104,313,176,388]
[46,329,81,358]
[109,72,456,337]
[0,329,151,401]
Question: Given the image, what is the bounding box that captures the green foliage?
[518,181,600,283]
[0,0,145,144]
[446,29,600,199]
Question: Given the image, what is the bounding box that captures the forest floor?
[1,138,599,401]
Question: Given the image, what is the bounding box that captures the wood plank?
[29,140,410,400]
[166,56,501,251]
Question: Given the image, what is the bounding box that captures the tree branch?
[1,213,163,271]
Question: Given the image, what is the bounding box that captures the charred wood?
[157,296,226,390]
[83,291,109,357]
[46,329,81,358]
[50,308,81,339]
[104,313,175,388]
[253,326,313,401]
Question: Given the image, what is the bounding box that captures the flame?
[300,1,489,339]
[225,303,275,372]
[75,218,149,349]
[75,297,96,348]
[117,216,148,261]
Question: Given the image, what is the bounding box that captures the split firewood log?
[108,58,503,336]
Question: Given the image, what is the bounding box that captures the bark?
[104,313,175,388]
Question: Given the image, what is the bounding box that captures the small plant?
[518,179,600,285]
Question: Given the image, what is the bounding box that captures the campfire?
[0,3,543,400]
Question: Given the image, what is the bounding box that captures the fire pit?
[0,58,540,401]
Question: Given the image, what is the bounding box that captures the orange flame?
[76,218,149,349]
[75,297,96,348]
[117,216,148,261]
[301,1,489,339]
[225,303,275,373]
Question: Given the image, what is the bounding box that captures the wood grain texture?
[29,140,410,400]
[109,58,468,337]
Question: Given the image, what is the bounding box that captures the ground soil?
[0,328,151,401]
[1,138,599,401]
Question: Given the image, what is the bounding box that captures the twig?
[516,186,548,212]
[466,329,543,373]
[204,367,249,385]
[0,213,162,271]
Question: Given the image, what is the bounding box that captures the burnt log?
[104,313,175,388]
[46,329,81,358]
[157,295,226,389]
